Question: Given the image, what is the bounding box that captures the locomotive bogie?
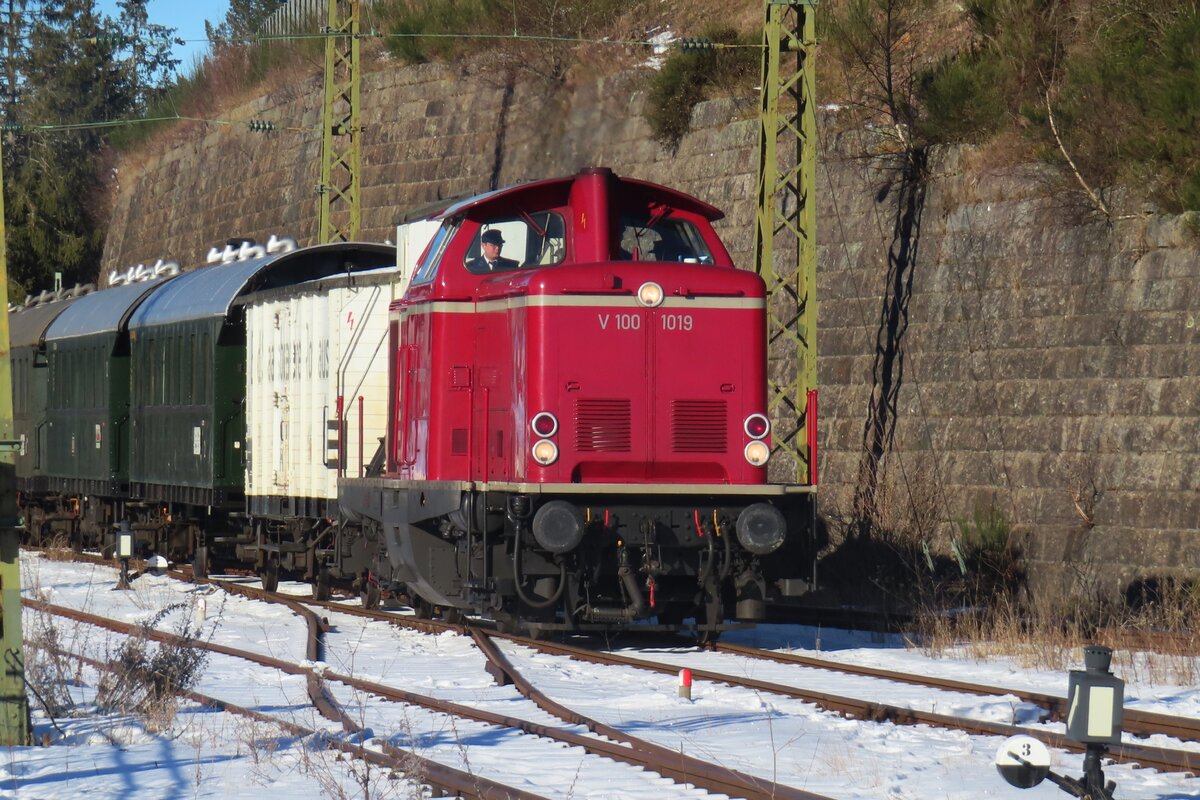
[335,477,815,629]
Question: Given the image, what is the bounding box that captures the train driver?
[466,229,519,272]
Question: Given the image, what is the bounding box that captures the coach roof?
[129,242,394,329]
[44,279,169,342]
[10,295,84,348]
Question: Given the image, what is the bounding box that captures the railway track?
[711,641,1200,744]
[29,643,539,800]
[25,550,1200,785]
[287,587,1200,777]
[25,598,547,800]
[501,636,1199,776]
[24,585,828,800]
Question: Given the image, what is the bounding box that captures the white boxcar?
[244,268,400,516]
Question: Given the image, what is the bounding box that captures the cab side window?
[464,212,566,274]
[411,221,459,285]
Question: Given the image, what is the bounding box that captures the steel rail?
[29,598,808,799]
[30,551,1200,777]
[713,641,1200,744]
[33,643,542,800]
[503,637,1200,776]
[468,627,829,800]
[196,583,836,799]
[23,599,548,800]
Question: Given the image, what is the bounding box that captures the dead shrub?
[96,603,210,732]
[24,615,85,720]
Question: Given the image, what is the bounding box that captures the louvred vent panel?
[671,400,727,453]
[575,399,632,453]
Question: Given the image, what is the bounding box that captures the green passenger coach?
[125,243,396,511]
[10,291,89,493]
[13,240,396,568]
[43,280,169,500]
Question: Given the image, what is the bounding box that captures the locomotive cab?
[339,168,816,634]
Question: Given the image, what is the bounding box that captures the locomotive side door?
[470,309,515,484]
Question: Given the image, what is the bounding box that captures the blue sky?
[96,0,229,73]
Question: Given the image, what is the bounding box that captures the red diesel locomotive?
[333,167,816,635]
[11,165,815,638]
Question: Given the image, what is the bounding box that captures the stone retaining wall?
[103,59,1200,601]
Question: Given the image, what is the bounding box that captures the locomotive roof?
[413,169,725,222]
[9,296,83,348]
[129,242,394,329]
[44,278,170,343]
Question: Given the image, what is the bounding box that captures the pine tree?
[205,0,282,45]
[115,0,183,111]
[6,1,116,294]
[2,0,180,298]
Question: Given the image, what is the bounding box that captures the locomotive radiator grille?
[671,400,728,453]
[575,399,632,452]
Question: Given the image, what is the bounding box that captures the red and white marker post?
[678,668,692,700]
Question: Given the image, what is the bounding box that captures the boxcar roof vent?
[108,259,179,287]
[11,282,94,313]
[266,234,297,254]
[207,237,268,264]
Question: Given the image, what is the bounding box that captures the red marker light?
[744,413,770,439]
[531,411,558,437]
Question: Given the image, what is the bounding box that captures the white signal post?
[994,647,1121,800]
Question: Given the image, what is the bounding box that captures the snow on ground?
[4,552,1199,799]
[643,28,676,69]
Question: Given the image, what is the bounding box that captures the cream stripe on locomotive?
[391,295,765,319]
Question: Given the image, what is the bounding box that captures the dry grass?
[22,562,89,722]
[914,586,1199,684]
[40,533,78,562]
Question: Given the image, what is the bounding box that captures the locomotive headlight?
[637,281,664,308]
[736,502,787,555]
[532,439,559,465]
[531,411,558,437]
[744,413,770,439]
[744,440,770,466]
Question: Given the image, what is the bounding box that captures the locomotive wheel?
[491,611,517,635]
[260,562,279,593]
[360,580,381,610]
[413,598,433,619]
[521,621,546,641]
[192,546,209,580]
[313,568,332,601]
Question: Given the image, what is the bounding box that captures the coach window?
[464,211,566,274]
[411,220,459,285]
